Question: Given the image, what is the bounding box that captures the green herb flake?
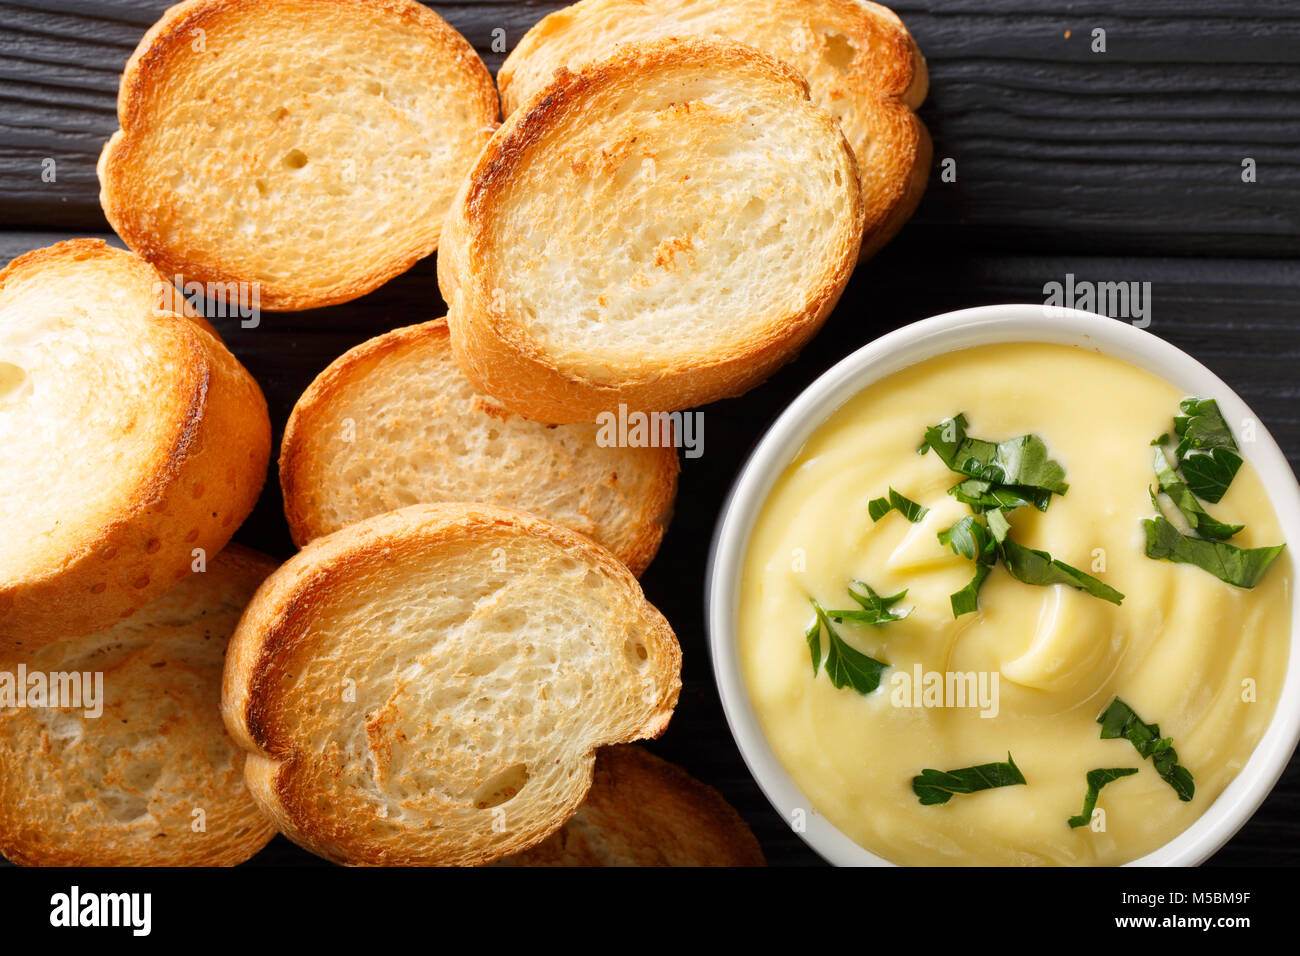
[1000,538,1125,605]
[803,617,821,676]
[913,753,1027,806]
[1178,446,1244,504]
[1096,697,1195,802]
[949,563,992,618]
[806,599,888,695]
[1151,447,1242,540]
[950,478,1052,514]
[1173,399,1242,503]
[1174,398,1237,458]
[937,515,995,563]
[1067,767,1139,828]
[1143,515,1283,589]
[986,508,1012,543]
[937,508,1119,614]
[823,579,911,627]
[920,414,1069,497]
[938,514,998,616]
[869,487,929,524]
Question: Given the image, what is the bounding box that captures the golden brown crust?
[497,0,928,262]
[278,317,679,574]
[98,0,500,311]
[849,5,929,258]
[0,544,279,866]
[497,0,926,111]
[221,503,682,866]
[439,38,866,423]
[857,106,932,261]
[0,240,270,653]
[500,745,765,866]
[229,505,681,752]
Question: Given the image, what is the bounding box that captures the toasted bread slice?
[0,240,270,653]
[498,745,764,866]
[499,0,930,260]
[280,318,678,574]
[438,38,865,423]
[222,503,681,866]
[98,0,500,311]
[0,545,278,866]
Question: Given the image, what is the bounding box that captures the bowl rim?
[705,303,1300,867]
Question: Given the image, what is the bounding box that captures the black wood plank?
[1,1,1300,253]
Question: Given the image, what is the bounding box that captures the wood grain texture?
[1,0,1298,867]
[2,0,1300,253]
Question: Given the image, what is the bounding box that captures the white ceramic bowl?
[706,304,1300,866]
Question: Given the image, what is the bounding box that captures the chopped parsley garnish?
[805,598,889,695]
[913,753,1027,805]
[1068,767,1139,828]
[950,477,1051,513]
[936,508,1122,615]
[936,514,997,616]
[1152,446,1242,540]
[1144,399,1282,587]
[920,413,1068,502]
[1173,398,1241,503]
[1142,516,1284,589]
[823,580,911,627]
[1000,538,1125,605]
[920,414,1120,614]
[1179,446,1243,505]
[868,487,929,524]
[1096,697,1194,802]
[949,564,993,617]
[937,515,997,562]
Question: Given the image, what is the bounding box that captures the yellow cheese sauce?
[738,343,1291,865]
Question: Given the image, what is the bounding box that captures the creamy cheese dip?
[738,342,1290,865]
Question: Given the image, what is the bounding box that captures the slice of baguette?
[221,503,681,866]
[498,745,764,866]
[98,0,500,311]
[499,0,930,261]
[438,37,866,424]
[280,318,678,574]
[0,545,278,866]
[0,240,270,653]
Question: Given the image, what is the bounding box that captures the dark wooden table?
[1,0,1297,866]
